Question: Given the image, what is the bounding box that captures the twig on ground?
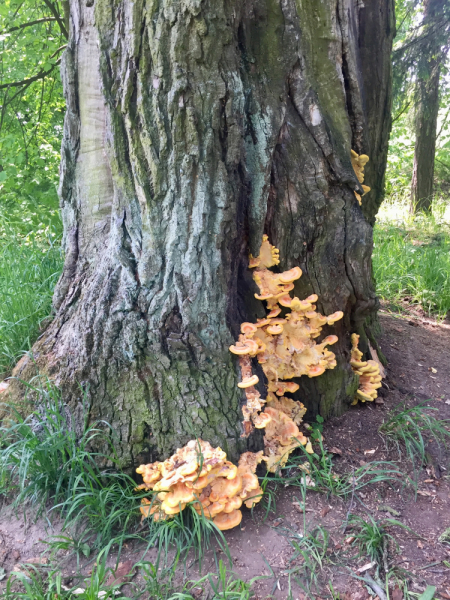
[361,574,388,600]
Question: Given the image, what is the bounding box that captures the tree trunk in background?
[410,0,441,213]
[10,0,395,468]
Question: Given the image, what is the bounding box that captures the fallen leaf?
[430,367,437,374]
[105,560,135,587]
[345,536,356,545]
[393,327,404,333]
[417,540,424,549]
[0,381,9,394]
[23,557,48,566]
[424,479,434,483]
[364,449,376,455]
[272,519,283,527]
[357,561,376,573]
[321,506,331,518]
[391,585,403,600]
[446,400,450,406]
[329,447,342,455]
[417,490,433,497]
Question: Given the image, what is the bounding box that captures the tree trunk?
[410,0,441,213]
[10,0,395,468]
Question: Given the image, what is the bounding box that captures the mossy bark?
[11,0,394,467]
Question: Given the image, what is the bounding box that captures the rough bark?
[410,0,442,214]
[11,0,395,468]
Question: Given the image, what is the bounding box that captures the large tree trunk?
[410,0,441,214]
[11,0,394,468]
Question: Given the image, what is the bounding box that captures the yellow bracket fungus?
[351,149,371,206]
[230,236,344,471]
[136,440,264,531]
[349,333,383,405]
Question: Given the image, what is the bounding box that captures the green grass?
[379,403,450,480]
[262,439,404,499]
[373,199,450,319]
[0,228,62,377]
[0,378,147,553]
[0,554,259,600]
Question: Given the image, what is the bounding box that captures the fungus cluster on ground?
[136,440,263,530]
[349,333,382,404]
[230,236,343,471]
[351,149,371,205]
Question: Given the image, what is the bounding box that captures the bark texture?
[12,0,395,468]
[410,0,442,214]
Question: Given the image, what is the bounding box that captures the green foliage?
[347,514,402,565]
[0,0,65,230]
[373,203,450,318]
[379,403,450,478]
[0,378,145,553]
[263,439,404,499]
[0,227,62,377]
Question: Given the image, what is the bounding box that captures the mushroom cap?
[322,335,338,346]
[305,441,314,454]
[278,267,302,283]
[229,339,259,356]
[206,500,228,518]
[164,483,196,508]
[238,374,259,388]
[243,485,263,508]
[278,294,294,307]
[267,307,282,318]
[223,496,243,513]
[253,412,272,429]
[213,509,242,531]
[209,475,243,502]
[327,311,344,324]
[255,292,274,301]
[266,324,283,335]
[307,365,326,377]
[241,322,258,336]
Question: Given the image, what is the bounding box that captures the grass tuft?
[379,403,450,478]
[0,229,62,378]
[262,439,405,499]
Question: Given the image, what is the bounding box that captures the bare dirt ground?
[1,310,450,599]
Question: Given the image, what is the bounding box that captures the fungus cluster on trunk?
[351,150,371,205]
[136,440,263,530]
[350,333,383,403]
[230,236,343,472]
[135,231,384,530]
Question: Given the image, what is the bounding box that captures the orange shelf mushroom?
[230,236,344,471]
[351,149,371,206]
[349,333,383,404]
[136,440,264,531]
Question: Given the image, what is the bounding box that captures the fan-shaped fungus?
[230,236,345,471]
[137,440,265,531]
[349,333,383,404]
[351,150,371,206]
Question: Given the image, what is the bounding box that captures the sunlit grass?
[373,196,450,319]
[0,226,62,378]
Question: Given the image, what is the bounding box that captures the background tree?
[9,0,395,468]
[390,0,450,212]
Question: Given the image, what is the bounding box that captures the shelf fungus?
[230,235,344,471]
[349,333,383,404]
[136,440,264,531]
[351,149,371,206]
